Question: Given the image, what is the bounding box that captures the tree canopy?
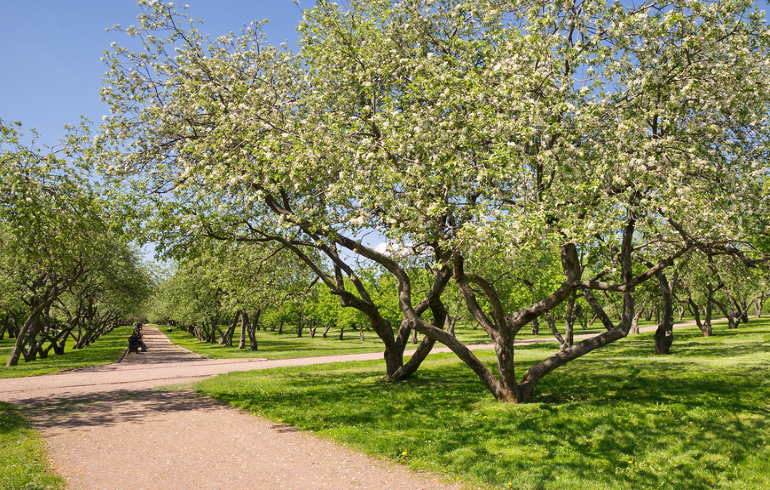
[92,0,770,401]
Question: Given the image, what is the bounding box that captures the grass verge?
[0,325,134,378]
[0,402,64,490]
[162,325,392,359]
[196,322,770,490]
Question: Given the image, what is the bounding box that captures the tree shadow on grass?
[198,334,770,490]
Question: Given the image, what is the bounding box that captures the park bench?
[128,335,143,353]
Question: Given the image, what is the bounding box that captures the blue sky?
[0,0,310,145]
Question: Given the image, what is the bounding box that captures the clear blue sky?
[0,0,311,145]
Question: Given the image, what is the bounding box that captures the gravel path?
[3,326,464,490]
[1,320,724,489]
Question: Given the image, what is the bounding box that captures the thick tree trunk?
[561,294,578,349]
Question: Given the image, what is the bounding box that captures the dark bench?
[128,336,143,353]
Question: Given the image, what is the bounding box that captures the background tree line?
[0,121,152,366]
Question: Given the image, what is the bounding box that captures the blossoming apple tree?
[100,0,770,401]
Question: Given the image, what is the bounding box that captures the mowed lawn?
[159,317,644,360]
[196,321,770,490]
[0,325,134,378]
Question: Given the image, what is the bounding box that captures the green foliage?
[198,322,770,490]
[0,402,65,489]
[0,120,153,365]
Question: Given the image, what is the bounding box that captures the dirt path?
[1,320,723,489]
[3,326,464,490]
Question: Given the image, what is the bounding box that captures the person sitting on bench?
[129,323,148,352]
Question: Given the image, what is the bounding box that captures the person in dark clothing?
[131,323,148,352]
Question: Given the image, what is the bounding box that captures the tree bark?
[531,317,539,335]
[247,309,260,351]
[654,272,675,355]
[630,302,646,334]
[238,310,246,349]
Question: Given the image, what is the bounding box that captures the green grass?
[0,402,65,490]
[196,321,770,490]
[0,325,134,378]
[162,325,393,359]
[160,317,662,360]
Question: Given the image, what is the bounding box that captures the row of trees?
[0,121,152,366]
[4,0,766,403]
[148,234,770,349]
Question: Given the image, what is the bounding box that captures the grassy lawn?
[162,325,392,359]
[0,325,134,378]
[160,317,669,360]
[0,402,65,490]
[196,321,770,490]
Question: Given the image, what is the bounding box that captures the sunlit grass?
[0,402,65,490]
[0,325,134,378]
[160,317,668,360]
[197,321,770,490]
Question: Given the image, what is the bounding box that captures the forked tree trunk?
[687,295,710,337]
[220,315,238,346]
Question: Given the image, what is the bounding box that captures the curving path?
[2,326,465,490]
[0,320,723,489]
